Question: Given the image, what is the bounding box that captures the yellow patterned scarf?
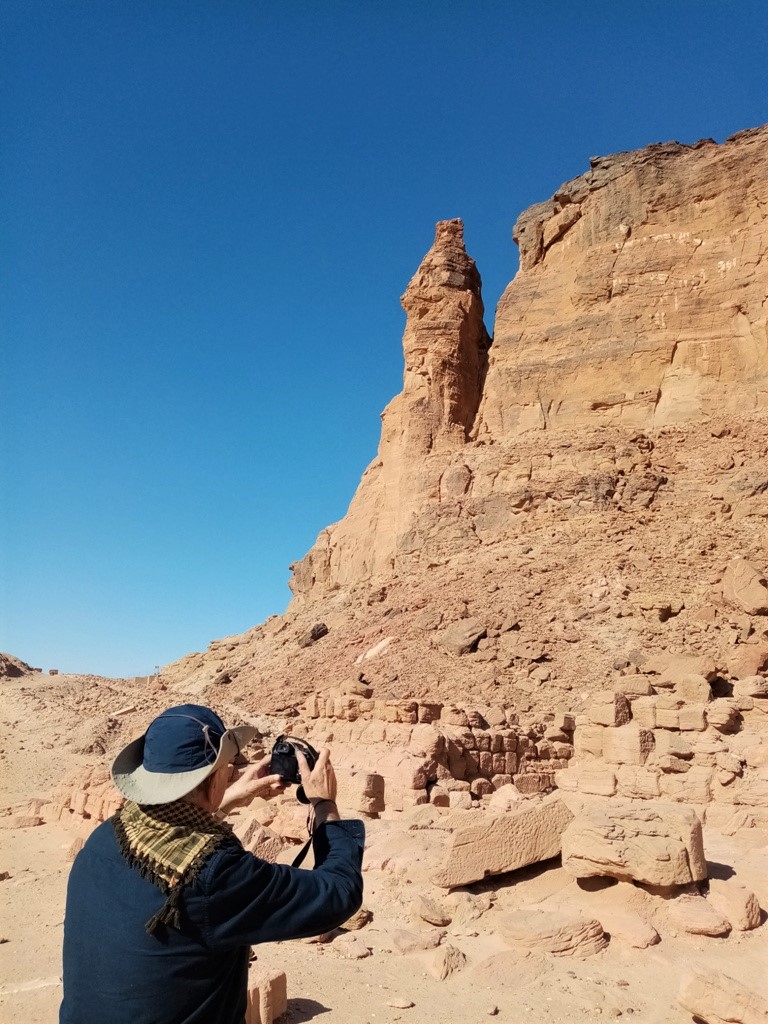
[114,799,231,935]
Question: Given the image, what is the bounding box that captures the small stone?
[429,943,466,980]
[298,623,329,648]
[412,895,451,927]
[333,934,372,959]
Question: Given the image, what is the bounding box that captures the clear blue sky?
[2,1,766,676]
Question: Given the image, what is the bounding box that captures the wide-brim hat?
[111,704,257,805]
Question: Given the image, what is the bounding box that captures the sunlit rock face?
[289,217,491,596]
[475,126,768,438]
[290,127,768,600]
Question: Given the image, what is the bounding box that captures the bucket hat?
[111,704,257,804]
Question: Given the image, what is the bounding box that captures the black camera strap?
[292,836,313,868]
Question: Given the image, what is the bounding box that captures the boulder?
[439,619,487,655]
[432,793,573,888]
[667,896,731,936]
[722,559,768,616]
[707,879,762,931]
[499,909,607,957]
[598,909,659,948]
[678,969,768,1024]
[561,799,707,886]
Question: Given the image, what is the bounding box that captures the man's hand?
[297,748,340,823]
[219,755,286,813]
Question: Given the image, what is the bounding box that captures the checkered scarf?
[114,799,231,935]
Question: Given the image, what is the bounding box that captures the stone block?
[667,896,730,936]
[432,794,573,888]
[673,673,712,703]
[613,675,653,697]
[418,702,442,723]
[727,643,768,679]
[733,676,768,699]
[707,879,761,931]
[630,697,657,729]
[576,765,617,797]
[573,725,604,759]
[598,908,659,948]
[602,724,654,765]
[678,970,768,1024]
[706,700,742,732]
[660,765,714,804]
[449,790,472,810]
[653,731,693,758]
[616,765,661,799]
[586,692,631,727]
[679,705,707,731]
[513,772,553,794]
[247,971,287,1024]
[655,707,680,729]
[561,799,707,886]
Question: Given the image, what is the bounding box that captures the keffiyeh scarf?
[114,799,231,935]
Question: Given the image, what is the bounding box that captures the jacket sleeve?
[201,819,365,950]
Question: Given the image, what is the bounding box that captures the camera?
[269,735,319,804]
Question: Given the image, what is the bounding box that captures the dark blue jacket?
[60,816,365,1024]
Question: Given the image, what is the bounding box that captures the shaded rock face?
[476,127,768,438]
[291,127,768,600]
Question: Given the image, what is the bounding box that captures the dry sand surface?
[2,672,767,1024]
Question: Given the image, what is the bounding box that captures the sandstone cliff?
[289,218,491,595]
[162,126,768,725]
[291,126,767,602]
[476,126,768,438]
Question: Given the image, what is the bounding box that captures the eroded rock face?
[290,218,490,596]
[475,127,768,439]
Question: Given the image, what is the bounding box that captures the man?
[60,704,364,1024]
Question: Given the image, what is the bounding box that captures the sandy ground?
[2,673,767,1024]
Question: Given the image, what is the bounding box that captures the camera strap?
[291,835,313,868]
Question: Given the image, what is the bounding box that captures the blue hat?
[111,704,256,804]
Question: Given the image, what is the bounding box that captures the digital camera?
[269,735,319,803]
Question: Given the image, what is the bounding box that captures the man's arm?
[201,819,364,948]
[202,746,364,949]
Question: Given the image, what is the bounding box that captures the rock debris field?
[2,125,768,1024]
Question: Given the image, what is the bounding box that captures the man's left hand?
[219,755,286,812]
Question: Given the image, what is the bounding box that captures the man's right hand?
[296,747,337,805]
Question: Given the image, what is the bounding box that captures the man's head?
[111,704,255,805]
